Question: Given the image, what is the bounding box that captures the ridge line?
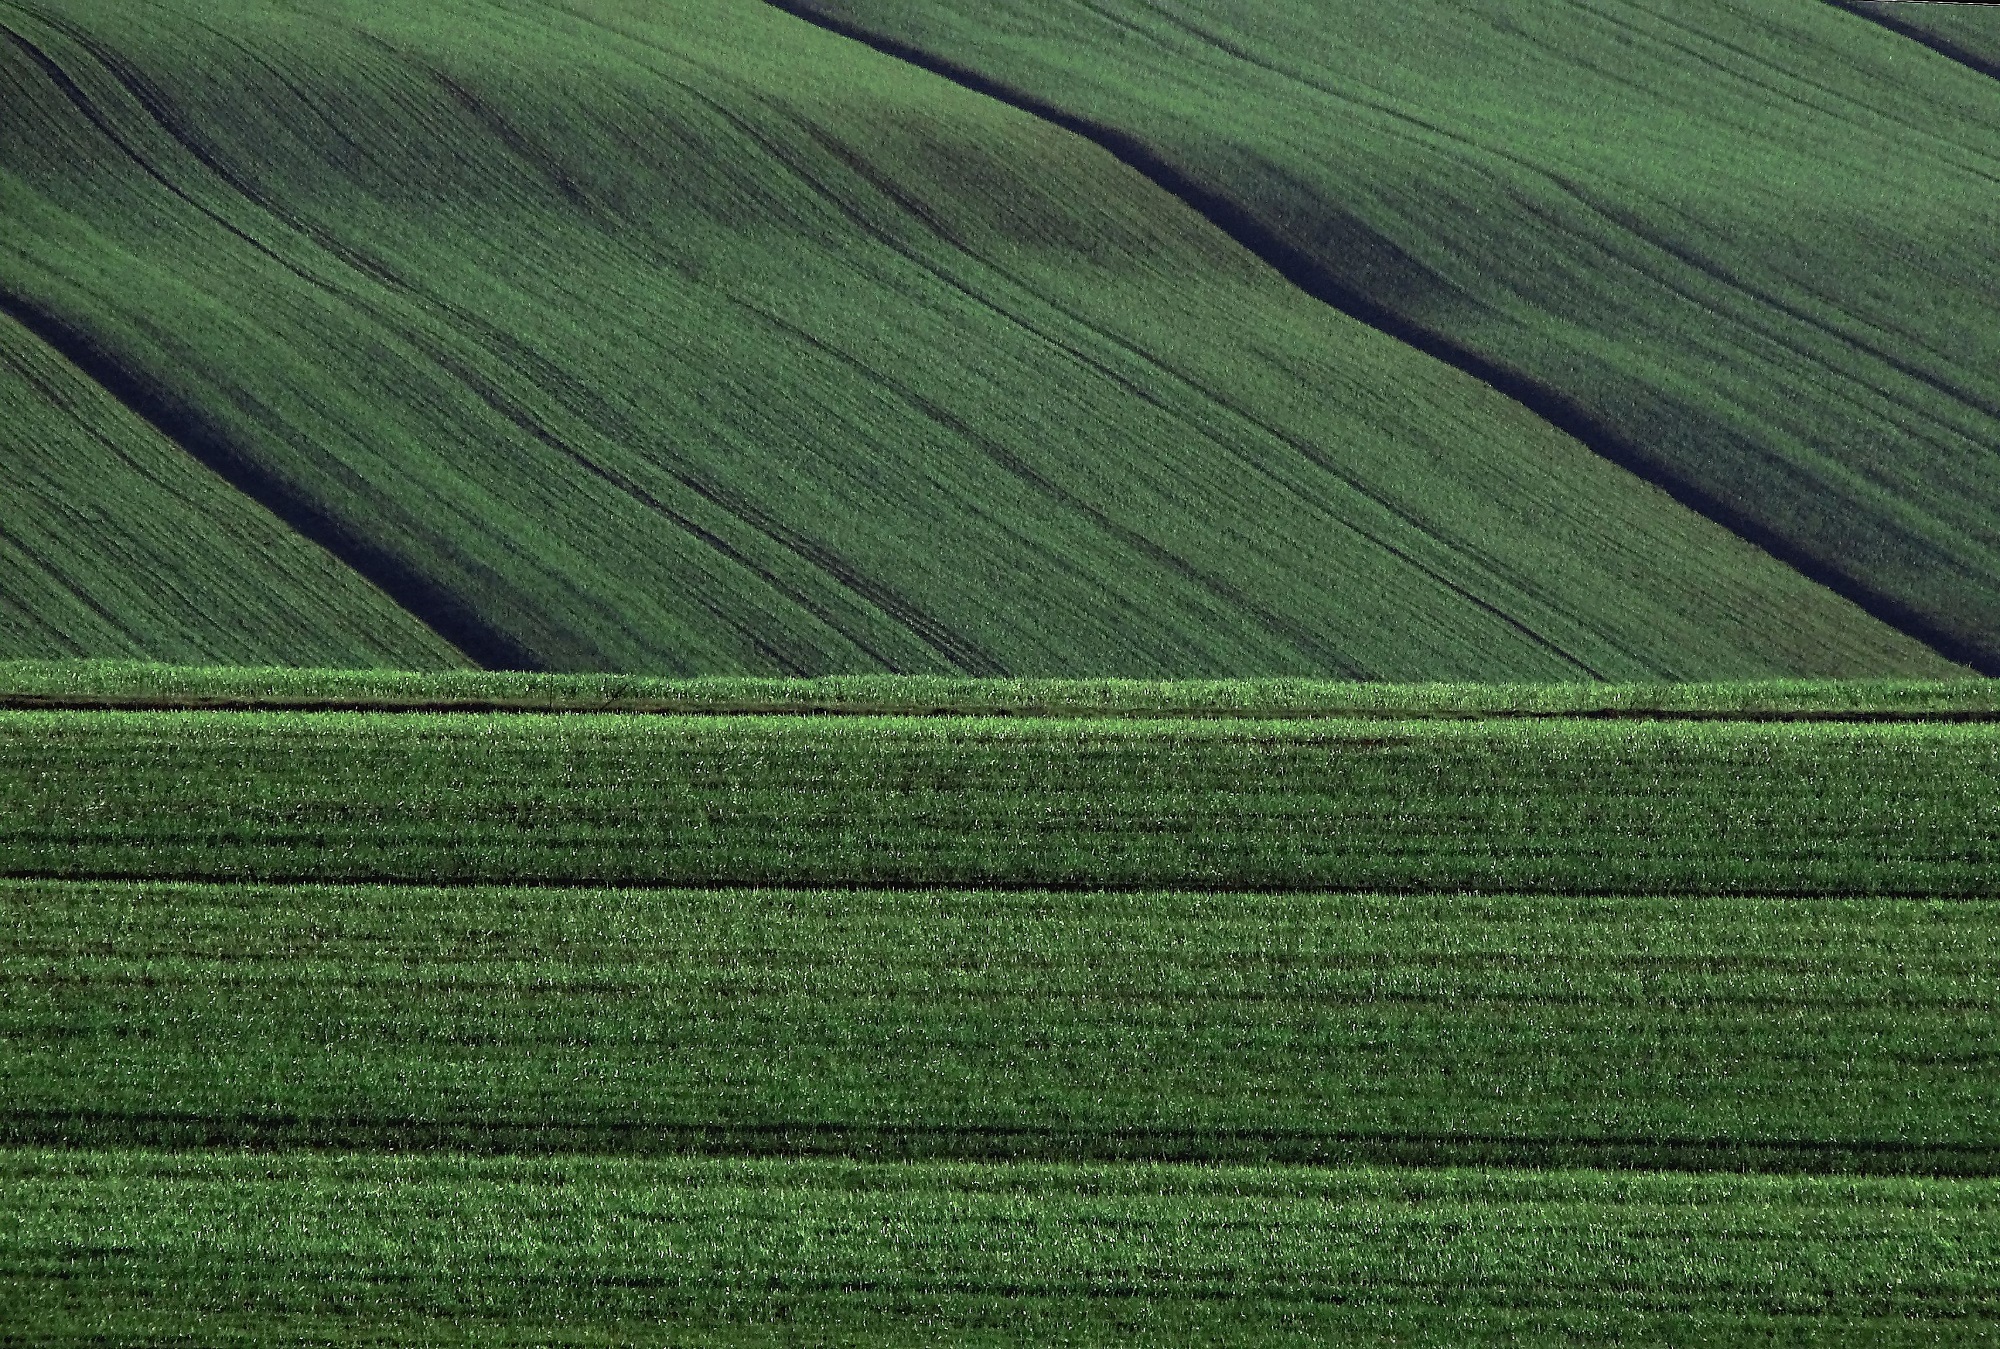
[756,0,1996,676]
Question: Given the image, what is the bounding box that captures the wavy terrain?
[787,0,2000,672]
[0,0,1966,677]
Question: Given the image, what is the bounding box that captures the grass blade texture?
[0,0,1963,677]
[2,709,1995,893]
[8,880,1999,1173]
[7,660,2000,717]
[6,1152,1997,1346]
[1847,1,2000,77]
[1,675,1997,1342]
[787,0,2000,672]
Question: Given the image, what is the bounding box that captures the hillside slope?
[789,0,2000,672]
[0,312,464,667]
[0,0,1958,677]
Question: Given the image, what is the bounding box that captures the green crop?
[791,0,2000,672]
[1848,1,2000,73]
[3,688,1997,1341]
[5,1150,1997,1345]
[0,0,1961,677]
[0,317,463,669]
[5,660,2000,718]
[2,709,1992,893]
[7,878,1998,1173]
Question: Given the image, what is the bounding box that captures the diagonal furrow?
[1824,0,2000,83]
[755,0,1998,676]
[0,287,539,670]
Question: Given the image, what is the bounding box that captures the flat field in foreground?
[1,673,1995,1343]
[2,708,1994,892]
[9,1152,1996,1347]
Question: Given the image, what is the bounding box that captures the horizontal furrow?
[1,711,1992,893]
[5,880,1998,1174]
[7,1150,1996,1344]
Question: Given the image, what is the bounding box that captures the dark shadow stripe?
[1827,1,2000,83]
[756,0,1997,676]
[5,1110,1994,1176]
[0,289,541,672]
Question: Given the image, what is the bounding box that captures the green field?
[1,672,1997,1341]
[8,878,1998,1173]
[0,317,465,669]
[8,1152,1996,1346]
[789,0,2000,672]
[1849,1,2000,74]
[9,0,2000,1338]
[9,659,2000,718]
[4,708,1994,892]
[0,0,1981,678]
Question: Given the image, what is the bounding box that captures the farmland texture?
[9,659,2000,718]
[0,0,1974,678]
[4,709,1996,893]
[2,678,1998,1343]
[786,0,2000,672]
[0,315,465,668]
[11,1152,1995,1346]
[3,666,1999,1342]
[1849,0,2000,76]
[9,879,2000,1173]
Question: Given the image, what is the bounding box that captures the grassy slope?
[10,1153,1994,1347]
[0,0,1960,679]
[0,315,464,667]
[792,0,2000,671]
[3,710,1992,893]
[9,879,1997,1173]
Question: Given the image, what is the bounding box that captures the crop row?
[6,662,1999,719]
[6,1148,1997,1345]
[0,0,1954,677]
[2,711,1993,892]
[6,878,1995,1172]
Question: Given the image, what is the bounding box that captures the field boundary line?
[4,693,2000,721]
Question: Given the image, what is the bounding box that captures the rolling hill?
[785,0,2000,672]
[0,0,1967,677]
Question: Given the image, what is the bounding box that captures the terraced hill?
[0,0,1966,677]
[788,0,2000,672]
